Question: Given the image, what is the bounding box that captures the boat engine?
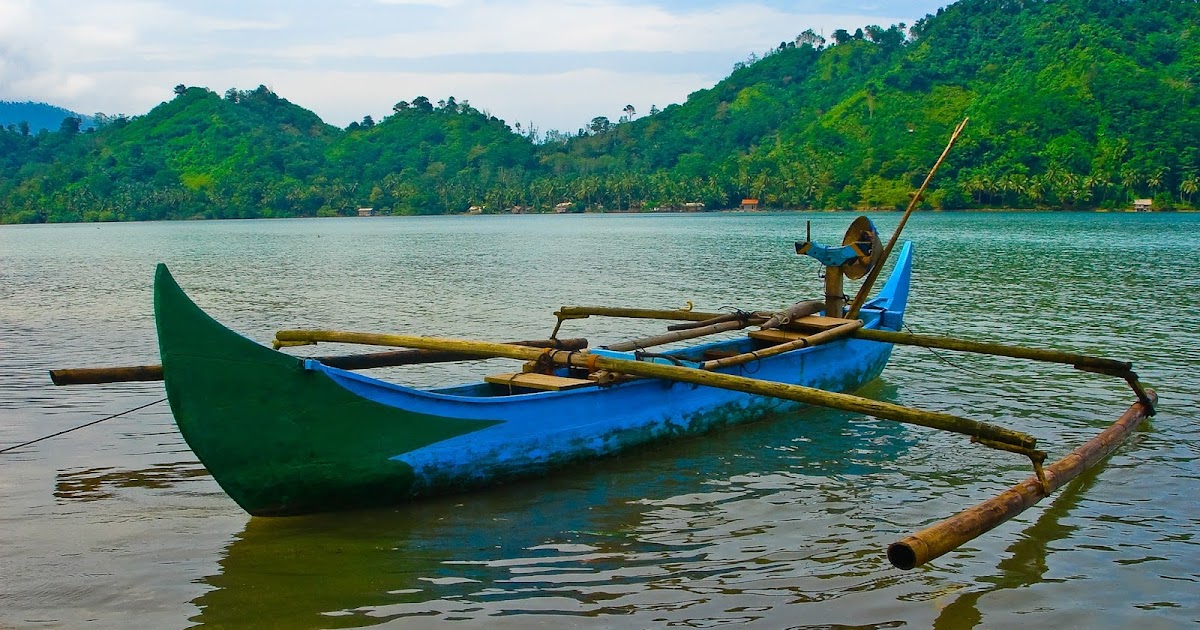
[795,215,882,317]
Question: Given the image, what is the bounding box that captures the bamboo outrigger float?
[46,119,1156,569]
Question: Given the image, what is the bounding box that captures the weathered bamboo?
[887,390,1156,570]
[758,300,826,330]
[315,338,587,370]
[701,320,864,370]
[846,118,969,319]
[274,329,1038,449]
[48,338,587,386]
[604,320,752,352]
[852,328,1133,373]
[555,305,732,323]
[667,311,747,331]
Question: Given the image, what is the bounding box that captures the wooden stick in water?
[887,390,1156,570]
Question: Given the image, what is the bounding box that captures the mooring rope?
[0,397,167,455]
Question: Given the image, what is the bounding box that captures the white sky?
[0,0,948,132]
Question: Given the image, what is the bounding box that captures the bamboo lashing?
[887,390,1156,570]
[274,329,1038,450]
[48,338,587,386]
[846,118,969,320]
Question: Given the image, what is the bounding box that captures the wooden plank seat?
[747,328,811,344]
[484,372,597,391]
[782,315,859,331]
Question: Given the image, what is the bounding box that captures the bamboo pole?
[48,338,587,386]
[852,329,1133,373]
[555,305,733,323]
[846,118,969,319]
[701,320,864,370]
[603,319,751,352]
[667,312,746,331]
[887,390,1156,570]
[50,364,165,386]
[274,329,1038,449]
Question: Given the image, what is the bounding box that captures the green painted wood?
[154,264,501,516]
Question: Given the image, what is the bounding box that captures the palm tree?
[1119,167,1142,200]
[1147,167,1168,196]
[1180,173,1199,205]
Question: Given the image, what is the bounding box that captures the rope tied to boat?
[532,348,557,374]
[0,397,167,455]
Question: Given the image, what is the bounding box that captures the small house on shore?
[1132,198,1152,212]
[682,202,705,212]
[739,198,760,211]
[356,207,376,217]
[467,205,484,215]
[554,201,574,214]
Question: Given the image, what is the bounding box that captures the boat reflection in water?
[187,389,915,628]
[55,461,210,502]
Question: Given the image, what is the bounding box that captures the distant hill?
[0,101,91,133]
[2,0,1199,223]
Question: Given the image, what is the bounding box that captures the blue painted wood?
[311,241,914,497]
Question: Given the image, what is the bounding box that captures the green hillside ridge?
[2,0,1198,224]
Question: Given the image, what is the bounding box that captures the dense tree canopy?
[3,0,1199,223]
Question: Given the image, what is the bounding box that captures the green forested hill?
[2,0,1198,223]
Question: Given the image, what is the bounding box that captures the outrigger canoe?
[49,122,1156,568]
[154,242,913,517]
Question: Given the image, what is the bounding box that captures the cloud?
[0,0,940,129]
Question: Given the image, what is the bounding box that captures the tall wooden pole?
[846,118,969,319]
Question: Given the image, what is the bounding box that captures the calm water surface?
[0,212,1196,628]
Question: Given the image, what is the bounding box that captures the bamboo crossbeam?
[852,329,1133,373]
[555,305,735,323]
[274,329,1039,450]
[701,320,864,370]
[603,320,751,352]
[887,390,1156,570]
[758,300,826,330]
[48,338,586,386]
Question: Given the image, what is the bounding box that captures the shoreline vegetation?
[3,0,1199,225]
